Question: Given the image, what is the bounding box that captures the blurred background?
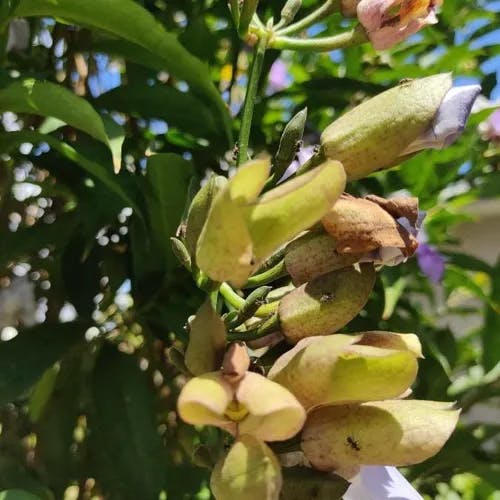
[0,0,499,498]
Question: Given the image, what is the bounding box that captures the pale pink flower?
[357,0,442,50]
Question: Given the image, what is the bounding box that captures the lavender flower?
[416,242,445,284]
[479,108,500,142]
[402,85,481,155]
[344,466,423,500]
[268,59,289,93]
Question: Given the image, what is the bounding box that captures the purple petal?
[268,60,289,92]
[344,466,423,500]
[416,243,445,284]
[278,145,316,183]
[489,108,500,134]
[402,85,481,154]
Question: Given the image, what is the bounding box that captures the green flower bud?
[280,0,303,25]
[284,232,361,285]
[301,400,460,470]
[170,237,192,271]
[211,435,282,500]
[278,264,376,343]
[185,300,226,376]
[268,332,421,409]
[196,159,345,287]
[185,175,227,260]
[320,74,452,180]
[274,108,307,181]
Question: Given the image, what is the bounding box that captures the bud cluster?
[172,35,479,500]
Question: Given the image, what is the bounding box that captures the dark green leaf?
[89,345,169,500]
[0,322,85,407]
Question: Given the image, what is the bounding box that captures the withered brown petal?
[321,195,417,256]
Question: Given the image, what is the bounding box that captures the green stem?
[243,259,288,289]
[277,0,340,36]
[219,282,245,309]
[271,25,368,52]
[227,313,280,342]
[229,0,240,27]
[237,33,268,165]
[220,282,280,317]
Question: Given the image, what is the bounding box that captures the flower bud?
[320,74,452,180]
[170,237,191,271]
[268,332,421,408]
[285,232,361,285]
[278,264,376,343]
[185,300,226,376]
[196,159,345,287]
[274,108,307,181]
[301,400,459,470]
[210,435,282,500]
[185,175,227,260]
[280,0,303,25]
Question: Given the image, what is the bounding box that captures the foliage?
[0,0,499,498]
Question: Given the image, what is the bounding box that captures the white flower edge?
[344,466,423,500]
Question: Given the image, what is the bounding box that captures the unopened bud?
[222,342,251,384]
[285,232,361,285]
[170,237,192,271]
[320,74,452,180]
[211,435,282,500]
[274,107,307,181]
[302,400,459,470]
[185,175,227,260]
[280,0,303,25]
[278,264,376,343]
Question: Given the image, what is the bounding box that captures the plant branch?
[271,25,368,52]
[237,33,268,165]
[276,0,340,36]
[243,259,288,288]
[227,313,280,341]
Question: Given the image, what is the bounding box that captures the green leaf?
[382,274,408,320]
[10,0,231,144]
[27,365,59,423]
[95,84,219,141]
[0,490,42,500]
[0,131,140,215]
[0,322,84,407]
[0,79,123,171]
[89,345,170,500]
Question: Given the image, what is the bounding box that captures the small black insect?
[346,436,361,451]
[399,78,414,85]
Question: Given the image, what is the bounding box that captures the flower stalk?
[277,0,340,36]
[238,33,268,165]
[270,25,367,52]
